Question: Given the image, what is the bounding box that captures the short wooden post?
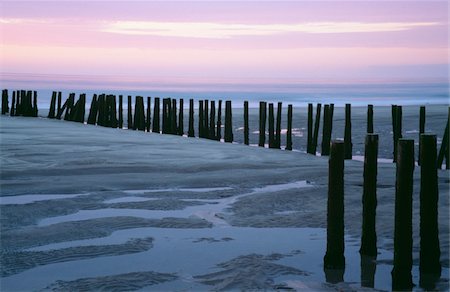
[171,98,177,134]
[286,104,293,150]
[259,101,267,147]
[367,104,374,134]
[48,91,56,118]
[321,104,331,156]
[311,103,322,155]
[152,97,160,133]
[118,95,123,128]
[11,91,16,116]
[188,99,195,137]
[307,103,313,153]
[391,139,414,291]
[324,140,345,269]
[344,103,352,159]
[87,94,98,125]
[178,98,184,136]
[146,97,151,132]
[437,107,449,169]
[418,106,425,165]
[360,134,379,257]
[198,100,204,138]
[275,102,282,149]
[127,95,133,130]
[419,134,441,289]
[204,99,209,138]
[224,100,233,143]
[216,100,222,141]
[268,103,275,148]
[244,101,249,145]
[209,100,216,139]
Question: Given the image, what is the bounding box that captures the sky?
[0,1,448,90]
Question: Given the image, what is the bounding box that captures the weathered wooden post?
[152,97,160,133]
[162,98,170,134]
[32,91,38,117]
[10,91,16,116]
[275,102,282,149]
[360,255,376,288]
[15,90,21,116]
[324,140,345,270]
[178,98,184,136]
[216,100,222,141]
[268,103,275,148]
[259,101,267,147]
[418,106,425,165]
[392,105,403,162]
[188,99,195,137]
[391,139,414,291]
[64,93,75,121]
[110,95,117,127]
[209,100,216,139]
[360,134,378,257]
[286,104,293,150]
[1,89,9,114]
[307,103,313,153]
[344,103,352,159]
[224,100,233,143]
[71,93,86,123]
[171,98,177,134]
[118,95,123,128]
[57,92,62,117]
[203,100,209,138]
[437,107,449,169]
[137,96,145,131]
[48,91,56,118]
[311,103,322,155]
[87,94,98,125]
[244,101,249,145]
[367,104,374,134]
[321,104,331,156]
[146,97,151,132]
[127,95,133,130]
[419,134,441,289]
[198,100,204,138]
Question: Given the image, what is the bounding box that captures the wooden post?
[344,103,352,159]
[127,95,133,130]
[392,105,403,162]
[204,100,209,139]
[118,95,123,128]
[1,89,8,114]
[286,104,293,151]
[244,101,249,145]
[224,100,233,143]
[321,104,331,156]
[161,98,168,134]
[152,97,160,133]
[391,139,414,291]
[87,94,98,125]
[32,91,38,117]
[146,97,151,132]
[418,106,425,166]
[178,98,184,136]
[216,100,222,141]
[268,103,275,148]
[198,100,204,138]
[48,91,56,118]
[437,107,449,169]
[367,105,374,134]
[10,91,16,116]
[259,101,267,147]
[110,95,117,127]
[209,100,216,139]
[361,255,376,288]
[419,134,441,289]
[360,134,379,257]
[307,103,313,153]
[57,92,62,117]
[275,102,282,149]
[188,99,194,137]
[63,93,74,121]
[324,140,345,269]
[171,98,177,134]
[15,90,21,116]
[311,103,322,155]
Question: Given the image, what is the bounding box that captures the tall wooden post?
[224,100,233,143]
[268,103,275,148]
[178,98,184,136]
[344,103,352,159]
[311,103,322,155]
[324,140,345,269]
[146,97,151,132]
[391,139,414,291]
[321,104,331,156]
[48,91,56,118]
[87,94,98,125]
[286,104,293,151]
[1,89,9,114]
[216,100,222,141]
[204,99,209,139]
[418,106,425,165]
[171,98,177,134]
[152,97,160,133]
[127,95,133,130]
[367,105,374,134]
[275,102,282,149]
[259,101,267,147]
[32,91,38,117]
[209,100,216,139]
[118,95,123,128]
[57,92,62,117]
[360,134,379,257]
[10,91,16,116]
[437,107,449,169]
[307,103,313,153]
[244,101,249,145]
[198,100,204,138]
[392,105,403,162]
[64,93,75,121]
[188,99,195,137]
[134,96,144,130]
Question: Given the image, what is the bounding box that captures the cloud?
[100,21,440,39]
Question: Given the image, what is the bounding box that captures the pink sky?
[0,1,448,87]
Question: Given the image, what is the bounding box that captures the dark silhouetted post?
[321,104,331,156]
[87,94,98,125]
[244,101,249,145]
[15,90,21,116]
[136,96,145,130]
[418,106,425,165]
[360,134,378,257]
[146,97,151,132]
[367,104,374,134]
[198,100,204,138]
[307,103,313,153]
[152,97,160,133]
[224,100,233,143]
[11,91,16,116]
[259,101,266,147]
[311,103,322,155]
[162,98,170,134]
[344,103,352,159]
[48,91,56,118]
[204,100,209,139]
[361,255,376,288]
[391,139,414,291]
[268,103,275,148]
[286,104,293,151]
[57,92,62,117]
[419,134,441,289]
[275,102,282,149]
[118,95,123,128]
[216,100,222,141]
[209,100,216,139]
[324,140,345,270]
[392,105,403,162]
[1,89,8,114]
[437,107,449,169]
[32,91,38,117]
[127,95,133,130]
[188,99,194,137]
[64,93,74,121]
[178,98,184,136]
[171,99,177,134]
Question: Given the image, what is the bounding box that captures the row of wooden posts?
[324,134,442,290]
[1,89,449,169]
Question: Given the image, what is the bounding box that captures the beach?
[0,105,448,290]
